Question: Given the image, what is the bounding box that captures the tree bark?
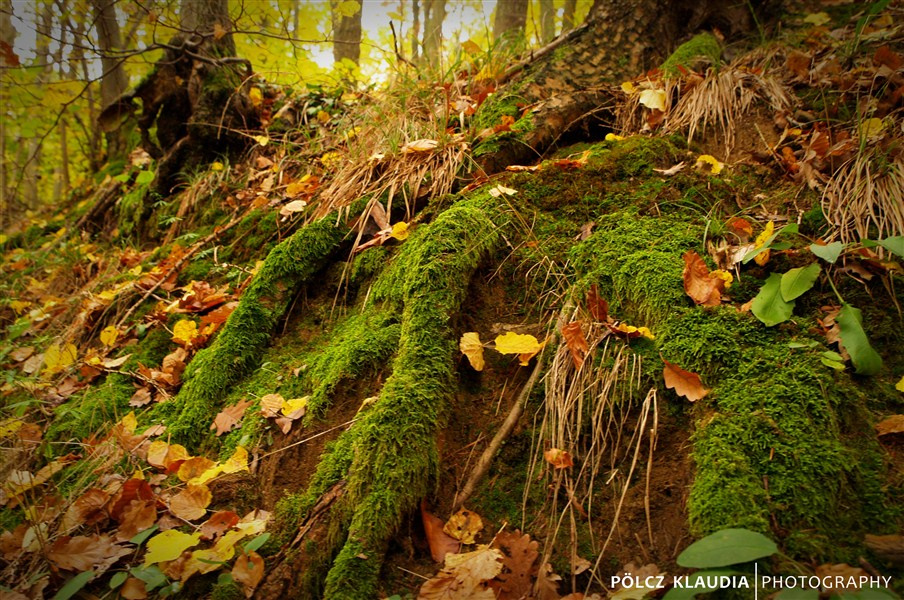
[421,0,445,70]
[493,0,529,43]
[331,0,362,67]
[562,0,577,32]
[91,0,130,162]
[539,0,555,44]
[410,0,420,64]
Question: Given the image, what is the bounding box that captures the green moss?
[154,206,356,447]
[569,210,702,323]
[46,373,134,446]
[661,32,722,76]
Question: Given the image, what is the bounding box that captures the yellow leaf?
[172,319,199,346]
[120,411,138,434]
[317,110,331,124]
[334,0,360,18]
[211,161,224,172]
[862,117,885,139]
[443,507,484,544]
[459,332,485,371]
[144,530,201,566]
[638,89,667,111]
[99,325,119,347]
[390,222,409,241]
[253,135,269,147]
[694,154,724,175]
[320,151,342,168]
[43,343,77,374]
[9,300,31,314]
[462,39,481,55]
[605,133,625,141]
[221,446,249,474]
[248,87,262,108]
[615,324,656,340]
[803,12,830,26]
[896,376,904,392]
[494,332,542,355]
[0,418,24,439]
[753,221,774,266]
[621,81,637,94]
[711,270,733,288]
[280,397,308,418]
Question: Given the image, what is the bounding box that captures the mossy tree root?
[265,193,512,599]
[156,209,356,446]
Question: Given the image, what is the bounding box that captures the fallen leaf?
[169,484,212,521]
[877,415,904,437]
[260,393,284,418]
[120,577,148,599]
[653,161,685,176]
[561,322,589,369]
[490,530,538,600]
[489,184,518,198]
[47,534,130,572]
[99,326,119,347]
[419,547,503,600]
[401,139,438,153]
[444,508,484,544]
[110,479,155,521]
[233,550,265,594]
[9,346,34,362]
[544,448,574,469]
[505,164,541,173]
[639,89,667,111]
[279,200,307,217]
[459,332,485,371]
[682,251,729,306]
[694,154,724,175]
[60,488,111,532]
[172,319,199,347]
[143,530,202,566]
[586,285,609,322]
[422,501,460,562]
[200,510,240,541]
[494,332,542,356]
[115,499,157,542]
[177,457,217,482]
[211,399,252,436]
[662,359,708,401]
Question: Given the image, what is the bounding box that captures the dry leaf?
[260,393,284,418]
[121,577,148,599]
[116,499,157,542]
[586,285,609,322]
[544,448,574,469]
[490,530,538,600]
[421,500,460,562]
[488,184,518,198]
[60,488,110,532]
[653,162,686,176]
[419,547,503,600]
[444,508,484,544]
[401,139,438,153]
[200,510,240,541]
[211,399,252,436]
[561,322,589,369]
[279,200,307,217]
[682,251,729,306]
[47,534,130,572]
[110,479,155,521]
[662,358,708,401]
[233,550,265,594]
[876,415,904,436]
[177,456,217,482]
[169,484,212,521]
[10,346,34,362]
[459,332,485,371]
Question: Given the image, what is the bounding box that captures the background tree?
[421,0,445,70]
[331,0,362,69]
[91,0,129,161]
[494,0,529,43]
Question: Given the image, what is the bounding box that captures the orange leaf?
[232,550,265,593]
[561,322,589,369]
[211,399,251,436]
[682,251,726,306]
[662,358,708,402]
[544,448,574,469]
[421,500,460,562]
[121,577,148,599]
[169,484,212,521]
[586,285,609,322]
[876,415,904,437]
[110,478,155,521]
[200,510,240,541]
[116,499,157,542]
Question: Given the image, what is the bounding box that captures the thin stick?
[453,349,546,509]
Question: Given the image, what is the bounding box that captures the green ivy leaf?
[677,528,777,568]
[809,241,844,264]
[781,263,820,301]
[836,304,882,375]
[751,274,794,327]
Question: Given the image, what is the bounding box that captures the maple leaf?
[211,399,252,436]
[662,358,708,401]
[443,508,484,545]
[459,332,485,371]
[47,534,131,573]
[682,251,730,306]
[561,322,589,369]
[233,550,265,594]
[544,448,574,469]
[169,484,212,521]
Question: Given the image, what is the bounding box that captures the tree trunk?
[0,0,14,228]
[493,0,529,43]
[421,0,445,70]
[410,0,420,64]
[539,0,555,44]
[562,0,577,32]
[179,0,235,55]
[331,0,362,67]
[91,0,130,162]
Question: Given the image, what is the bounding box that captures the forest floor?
[1,2,904,600]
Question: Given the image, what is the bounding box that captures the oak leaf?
[490,530,538,600]
[662,359,708,401]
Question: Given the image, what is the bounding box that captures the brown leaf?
[662,358,709,401]
[865,534,904,566]
[259,393,284,418]
[232,550,265,594]
[200,510,240,541]
[586,285,609,322]
[130,387,153,407]
[876,415,904,437]
[874,45,903,70]
[534,562,562,600]
[110,478,155,521]
[10,347,34,362]
[419,547,502,600]
[443,508,484,544]
[421,500,460,562]
[544,448,574,469]
[490,530,538,600]
[116,499,157,542]
[211,399,252,436]
[726,217,753,240]
[121,577,148,599]
[60,488,110,532]
[561,322,589,369]
[169,484,212,521]
[201,301,238,326]
[682,251,725,306]
[786,50,811,80]
[0,524,27,560]
[47,534,131,573]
